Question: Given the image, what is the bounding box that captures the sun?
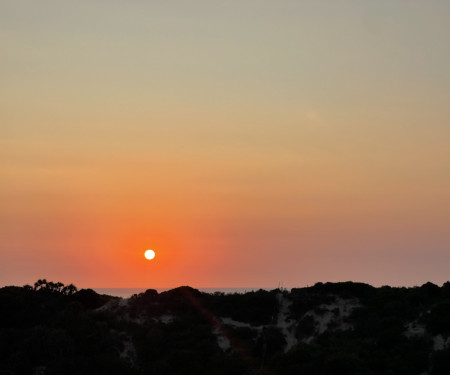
[144,249,156,260]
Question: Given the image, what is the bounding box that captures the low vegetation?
[2,280,450,374]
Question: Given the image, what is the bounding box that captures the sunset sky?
[2,1,450,289]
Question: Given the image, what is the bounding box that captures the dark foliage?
[204,289,279,326]
[1,280,450,374]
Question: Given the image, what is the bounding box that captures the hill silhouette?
[2,280,450,374]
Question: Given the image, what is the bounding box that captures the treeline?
[1,281,450,374]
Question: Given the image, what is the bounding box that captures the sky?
[1,0,450,289]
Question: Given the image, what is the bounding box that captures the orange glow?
[2,1,450,289]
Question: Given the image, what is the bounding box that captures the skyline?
[1,1,450,288]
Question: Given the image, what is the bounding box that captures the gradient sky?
[2,1,450,288]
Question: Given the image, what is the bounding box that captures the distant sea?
[93,287,272,298]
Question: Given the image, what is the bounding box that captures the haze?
[1,1,450,288]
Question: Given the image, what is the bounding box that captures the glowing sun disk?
[144,249,155,260]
